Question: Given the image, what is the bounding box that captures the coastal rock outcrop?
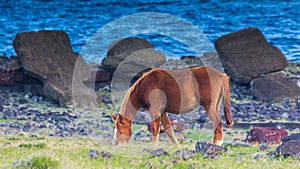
[215,27,288,83]
[13,30,98,107]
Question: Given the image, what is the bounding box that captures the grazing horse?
[112,66,234,146]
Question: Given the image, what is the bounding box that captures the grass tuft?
[19,156,59,169]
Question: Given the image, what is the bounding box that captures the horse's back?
[136,66,224,113]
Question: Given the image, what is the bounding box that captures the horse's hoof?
[214,140,223,146]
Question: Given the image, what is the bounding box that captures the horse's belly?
[165,94,199,114]
[180,96,199,113]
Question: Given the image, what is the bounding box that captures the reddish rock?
[215,27,288,83]
[246,127,288,145]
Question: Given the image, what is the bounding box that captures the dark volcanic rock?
[150,148,169,157]
[251,72,300,101]
[195,141,227,158]
[102,38,155,74]
[176,148,197,160]
[276,140,300,158]
[13,30,98,107]
[282,133,300,143]
[246,127,288,145]
[215,27,288,83]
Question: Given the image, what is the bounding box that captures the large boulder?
[251,72,300,101]
[102,38,155,74]
[111,49,166,90]
[215,27,288,83]
[13,30,98,107]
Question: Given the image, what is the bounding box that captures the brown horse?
[112,66,234,146]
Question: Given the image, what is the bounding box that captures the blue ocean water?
[0,0,299,62]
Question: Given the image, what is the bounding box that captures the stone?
[102,37,154,74]
[251,72,300,101]
[89,149,99,158]
[259,143,270,151]
[215,27,288,83]
[254,153,264,160]
[246,127,288,145]
[176,148,197,160]
[276,140,300,158]
[150,148,169,157]
[195,141,227,158]
[13,30,98,107]
[111,48,166,90]
[282,133,300,143]
[101,151,113,159]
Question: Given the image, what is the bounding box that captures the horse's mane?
[119,69,157,116]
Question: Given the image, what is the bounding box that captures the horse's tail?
[221,73,234,127]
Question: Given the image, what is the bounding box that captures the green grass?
[0,131,299,169]
[18,156,59,169]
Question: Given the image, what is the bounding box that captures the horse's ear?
[119,114,123,121]
[111,114,117,121]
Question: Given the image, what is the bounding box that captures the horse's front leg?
[150,116,161,146]
[161,112,178,146]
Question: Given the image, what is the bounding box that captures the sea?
[0,0,299,63]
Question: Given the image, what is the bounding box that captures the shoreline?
[0,60,299,138]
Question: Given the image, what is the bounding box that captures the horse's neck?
[119,91,140,121]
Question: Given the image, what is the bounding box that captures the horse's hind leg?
[204,105,223,146]
[161,112,178,146]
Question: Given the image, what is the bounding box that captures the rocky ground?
[0,61,299,143]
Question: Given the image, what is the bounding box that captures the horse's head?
[111,114,132,144]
